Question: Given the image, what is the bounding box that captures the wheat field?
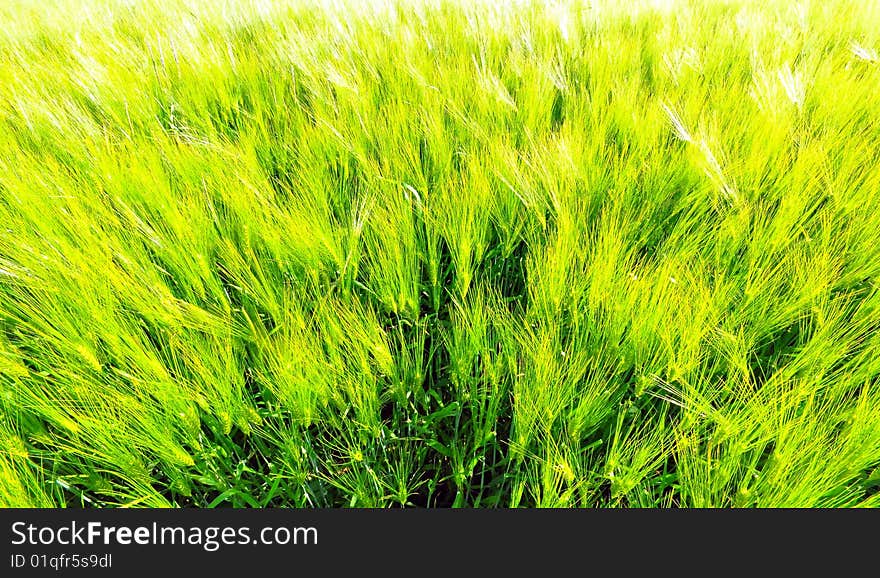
[1,0,879,507]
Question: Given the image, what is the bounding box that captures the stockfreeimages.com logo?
[11,522,317,552]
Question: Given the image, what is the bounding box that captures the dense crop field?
[1,0,879,508]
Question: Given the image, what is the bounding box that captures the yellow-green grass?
[1,0,880,507]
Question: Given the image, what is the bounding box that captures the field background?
[1,0,880,507]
